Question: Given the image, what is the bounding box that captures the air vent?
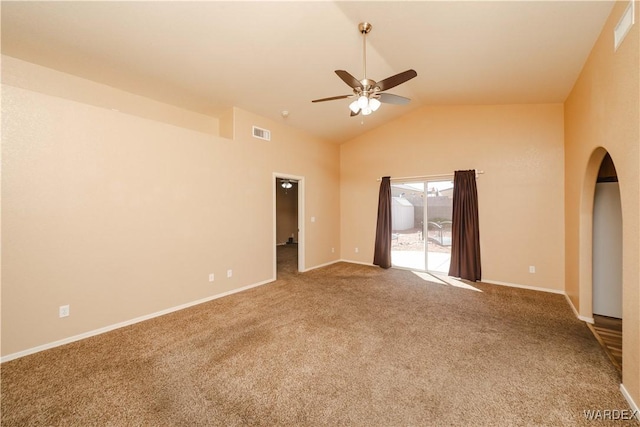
[252,126,271,141]
[614,1,635,51]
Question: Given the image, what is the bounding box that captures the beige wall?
[1,57,340,357]
[1,56,219,136]
[340,104,565,291]
[564,1,639,404]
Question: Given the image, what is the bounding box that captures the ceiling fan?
[312,22,417,117]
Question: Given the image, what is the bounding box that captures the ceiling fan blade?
[311,95,351,103]
[350,109,361,117]
[378,93,411,105]
[376,69,417,92]
[335,70,364,90]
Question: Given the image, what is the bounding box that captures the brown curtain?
[448,170,481,281]
[373,176,392,269]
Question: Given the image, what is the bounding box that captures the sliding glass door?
[391,179,453,273]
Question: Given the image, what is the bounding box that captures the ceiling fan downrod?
[356,22,376,115]
[359,22,372,82]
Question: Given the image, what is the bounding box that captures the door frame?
[273,172,305,278]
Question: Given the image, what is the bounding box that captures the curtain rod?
[376,171,484,182]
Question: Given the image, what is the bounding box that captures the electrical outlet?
[209,273,215,282]
[529,266,536,274]
[331,247,335,253]
[59,305,70,318]
[227,269,233,278]
[355,247,359,253]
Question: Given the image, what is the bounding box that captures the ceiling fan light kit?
[354,95,380,116]
[312,22,417,117]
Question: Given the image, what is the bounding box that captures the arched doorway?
[593,153,622,318]
[585,150,623,373]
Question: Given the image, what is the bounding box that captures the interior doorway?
[591,152,622,372]
[592,153,622,318]
[273,173,304,278]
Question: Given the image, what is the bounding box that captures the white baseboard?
[467,279,596,324]
[340,259,375,267]
[1,278,275,364]
[482,279,565,295]
[621,384,640,413]
[302,259,341,272]
[563,293,594,324]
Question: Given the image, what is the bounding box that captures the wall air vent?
[252,126,271,141]
[614,0,635,51]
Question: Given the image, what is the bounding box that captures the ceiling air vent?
[252,126,271,141]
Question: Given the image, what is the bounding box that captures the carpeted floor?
[1,245,637,426]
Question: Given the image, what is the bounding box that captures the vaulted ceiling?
[1,1,614,143]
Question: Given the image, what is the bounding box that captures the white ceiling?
[1,1,614,143]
